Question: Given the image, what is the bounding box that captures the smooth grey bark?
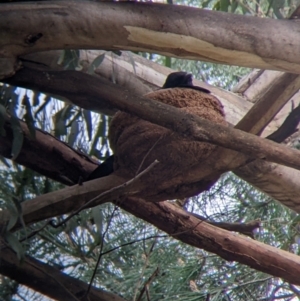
[2,1,300,79]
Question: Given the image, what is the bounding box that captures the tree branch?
[0,245,127,301]
[266,103,300,142]
[2,1,300,78]
[17,50,300,212]
[5,66,300,172]
[235,72,300,135]
[0,119,97,185]
[120,197,300,286]
[189,213,261,238]
[1,116,300,286]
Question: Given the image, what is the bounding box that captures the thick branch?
[5,67,300,172]
[235,160,300,212]
[235,72,300,134]
[0,246,126,301]
[121,197,300,286]
[18,51,300,212]
[2,1,300,78]
[0,119,96,185]
[0,174,131,230]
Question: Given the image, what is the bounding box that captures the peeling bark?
[2,1,300,79]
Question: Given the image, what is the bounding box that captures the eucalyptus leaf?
[220,0,230,11]
[54,118,67,137]
[53,105,73,137]
[127,51,137,74]
[23,95,36,139]
[9,92,19,116]
[62,50,80,70]
[92,206,103,244]
[90,114,107,158]
[65,218,78,235]
[10,195,22,216]
[68,120,78,147]
[8,195,26,235]
[0,104,7,136]
[10,116,24,160]
[0,155,10,168]
[35,94,52,118]
[87,53,105,75]
[165,56,171,68]
[57,49,65,65]
[295,235,300,245]
[5,232,25,261]
[0,85,15,107]
[82,109,92,141]
[32,91,40,107]
[6,203,19,231]
[231,0,238,13]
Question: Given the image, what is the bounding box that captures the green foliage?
[1,0,300,300]
[179,0,297,18]
[0,163,298,300]
[0,278,18,301]
[87,53,106,75]
[58,50,81,70]
[156,54,251,90]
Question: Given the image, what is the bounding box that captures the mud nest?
[109,88,226,200]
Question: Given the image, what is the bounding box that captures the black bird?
[86,72,209,181]
[162,71,210,93]
[86,154,115,181]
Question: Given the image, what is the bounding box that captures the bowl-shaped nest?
[109,88,226,200]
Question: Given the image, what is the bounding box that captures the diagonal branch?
[5,66,300,171]
[0,245,127,301]
[13,50,300,212]
[121,197,300,286]
[0,119,97,185]
[28,49,300,212]
[1,117,300,285]
[235,72,300,135]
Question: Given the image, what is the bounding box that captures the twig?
[50,160,159,229]
[133,233,158,301]
[136,137,162,175]
[136,267,160,301]
[289,284,300,296]
[100,234,167,257]
[189,213,261,238]
[19,221,50,243]
[84,206,118,299]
